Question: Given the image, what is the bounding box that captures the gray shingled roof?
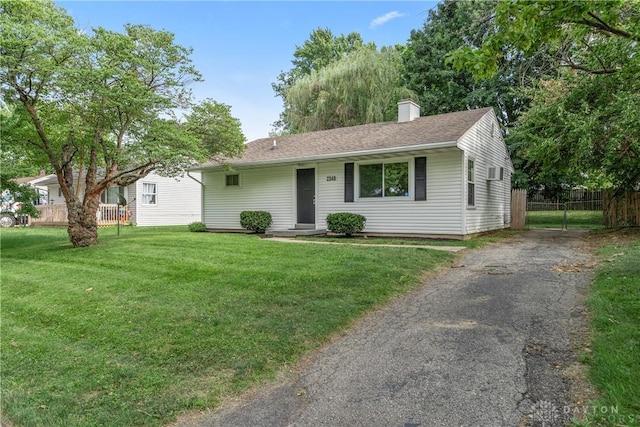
[195,107,493,169]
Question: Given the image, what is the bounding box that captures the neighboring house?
[42,172,202,226]
[192,100,514,239]
[15,170,53,204]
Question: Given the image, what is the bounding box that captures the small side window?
[467,159,475,207]
[142,183,157,205]
[225,174,239,187]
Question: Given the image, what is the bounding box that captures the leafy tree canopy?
[283,47,415,133]
[402,0,553,131]
[447,0,640,192]
[272,27,375,134]
[0,175,40,218]
[0,0,245,246]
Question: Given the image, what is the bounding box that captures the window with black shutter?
[344,163,354,202]
[415,157,426,201]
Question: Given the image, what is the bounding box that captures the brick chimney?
[397,99,420,123]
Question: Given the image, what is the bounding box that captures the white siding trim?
[458,110,512,234]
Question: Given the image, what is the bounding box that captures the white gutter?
[191,140,459,171]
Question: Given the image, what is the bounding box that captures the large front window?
[359,162,409,198]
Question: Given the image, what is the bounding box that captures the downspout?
[461,152,467,238]
[187,171,205,223]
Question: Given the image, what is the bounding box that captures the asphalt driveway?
[178,229,594,427]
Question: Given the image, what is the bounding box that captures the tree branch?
[560,60,618,75]
[574,12,640,42]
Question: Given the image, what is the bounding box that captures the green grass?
[298,229,519,249]
[583,232,640,426]
[0,226,454,427]
[526,210,605,229]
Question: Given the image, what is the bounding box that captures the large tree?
[282,47,415,133]
[402,0,544,130]
[448,0,640,192]
[272,28,374,134]
[402,0,562,190]
[1,0,245,247]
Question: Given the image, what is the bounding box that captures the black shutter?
[344,163,354,202]
[415,157,427,201]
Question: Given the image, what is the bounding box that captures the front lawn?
[0,226,454,426]
[583,230,640,426]
[526,210,605,229]
[299,229,518,249]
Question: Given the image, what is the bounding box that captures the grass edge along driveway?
[581,229,640,427]
[1,226,455,427]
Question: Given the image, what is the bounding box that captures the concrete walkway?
[177,229,593,427]
[265,237,467,252]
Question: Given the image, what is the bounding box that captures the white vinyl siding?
[133,173,202,226]
[202,152,464,236]
[45,172,201,226]
[199,110,513,238]
[203,165,295,231]
[47,184,66,205]
[457,110,513,234]
[317,151,464,236]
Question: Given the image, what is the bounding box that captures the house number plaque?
[326,176,337,182]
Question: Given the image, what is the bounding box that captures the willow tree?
[272,28,373,134]
[1,0,245,247]
[283,47,415,133]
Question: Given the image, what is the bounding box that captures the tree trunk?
[66,196,100,247]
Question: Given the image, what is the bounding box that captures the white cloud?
[369,11,404,29]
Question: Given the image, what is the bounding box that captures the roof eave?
[191,140,460,171]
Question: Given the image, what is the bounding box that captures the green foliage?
[239,211,272,233]
[326,212,366,237]
[0,0,244,246]
[184,99,245,160]
[402,0,563,191]
[446,0,640,192]
[0,176,40,218]
[515,73,639,192]
[526,210,604,229]
[283,48,415,133]
[402,0,537,130]
[272,27,374,134]
[187,221,207,232]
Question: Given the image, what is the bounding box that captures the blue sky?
[57,1,438,142]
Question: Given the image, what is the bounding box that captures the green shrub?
[326,212,366,237]
[240,211,272,233]
[188,221,207,232]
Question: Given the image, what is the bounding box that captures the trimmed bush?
[326,212,366,237]
[240,211,273,233]
[188,221,207,232]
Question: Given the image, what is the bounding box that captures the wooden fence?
[510,189,527,230]
[30,204,130,227]
[603,191,640,227]
[527,189,603,211]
